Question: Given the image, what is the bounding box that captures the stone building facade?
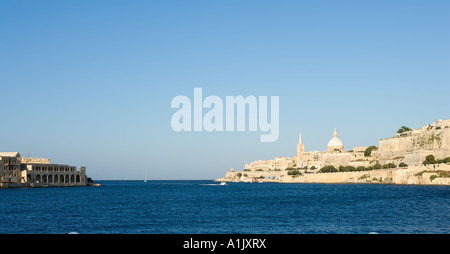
[242,119,450,172]
[0,152,22,184]
[0,152,87,188]
[294,129,366,169]
[245,128,364,171]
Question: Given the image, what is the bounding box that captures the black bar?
[0,234,446,253]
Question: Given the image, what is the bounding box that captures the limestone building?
[245,128,362,171]
[245,156,295,171]
[0,152,22,184]
[243,119,450,172]
[294,129,365,169]
[0,152,87,188]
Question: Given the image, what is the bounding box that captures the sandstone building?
[243,119,450,172]
[0,152,87,188]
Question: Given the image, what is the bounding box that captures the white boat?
[219,182,226,186]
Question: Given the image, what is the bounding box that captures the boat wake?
[201,182,227,186]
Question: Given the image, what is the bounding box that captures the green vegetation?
[339,165,377,172]
[422,155,450,165]
[287,170,302,176]
[318,165,338,173]
[364,146,378,157]
[423,155,437,165]
[414,171,426,176]
[382,163,397,169]
[339,165,355,172]
[399,162,408,168]
[318,163,403,173]
[356,166,366,171]
[373,163,382,170]
[372,177,382,183]
[397,126,412,134]
[438,171,450,178]
[237,173,242,178]
[414,170,450,180]
[358,174,370,180]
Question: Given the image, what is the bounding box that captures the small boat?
[219,182,226,186]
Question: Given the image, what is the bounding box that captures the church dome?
[327,129,344,152]
[328,137,343,148]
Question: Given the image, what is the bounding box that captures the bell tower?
[296,131,304,166]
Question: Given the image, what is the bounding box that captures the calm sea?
[0,180,448,234]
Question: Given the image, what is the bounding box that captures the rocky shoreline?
[215,164,450,185]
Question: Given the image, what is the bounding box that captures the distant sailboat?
[144,174,150,182]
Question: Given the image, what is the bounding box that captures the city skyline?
[1,1,449,180]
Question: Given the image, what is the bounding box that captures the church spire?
[333,128,337,138]
[297,131,304,163]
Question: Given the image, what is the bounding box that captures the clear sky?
[1,0,449,180]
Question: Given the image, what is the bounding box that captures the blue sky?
[1,1,449,180]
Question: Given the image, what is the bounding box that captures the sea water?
[0,180,448,234]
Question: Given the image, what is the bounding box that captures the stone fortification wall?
[379,128,450,161]
[219,120,450,185]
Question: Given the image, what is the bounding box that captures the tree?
[364,146,378,157]
[318,165,338,173]
[339,166,356,172]
[397,126,412,134]
[382,163,396,169]
[399,162,408,168]
[356,166,366,171]
[373,163,382,170]
[423,155,436,165]
[287,170,302,176]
